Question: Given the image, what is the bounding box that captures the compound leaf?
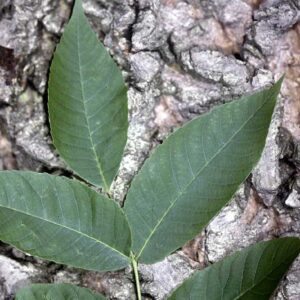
[16,283,106,300]
[48,0,128,191]
[168,237,300,300]
[124,79,282,264]
[0,171,131,272]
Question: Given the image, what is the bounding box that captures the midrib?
[76,20,109,191]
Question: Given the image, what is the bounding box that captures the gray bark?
[0,0,299,299]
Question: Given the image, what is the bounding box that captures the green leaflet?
[0,171,131,271]
[168,237,300,299]
[15,283,106,300]
[124,79,282,264]
[48,0,128,191]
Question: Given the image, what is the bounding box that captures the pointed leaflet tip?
[274,74,284,92]
[278,74,285,83]
[73,0,83,11]
[71,0,84,19]
[265,75,284,102]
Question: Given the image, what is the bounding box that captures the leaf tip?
[72,0,84,17]
[276,74,285,88]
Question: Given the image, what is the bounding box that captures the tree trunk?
[0,0,299,299]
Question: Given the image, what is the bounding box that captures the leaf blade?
[0,171,131,271]
[16,283,106,300]
[168,237,300,300]
[48,0,128,190]
[124,80,282,263]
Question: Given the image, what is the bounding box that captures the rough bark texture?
[0,0,300,299]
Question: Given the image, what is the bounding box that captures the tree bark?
[0,0,299,299]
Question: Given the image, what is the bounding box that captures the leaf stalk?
[131,252,142,300]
